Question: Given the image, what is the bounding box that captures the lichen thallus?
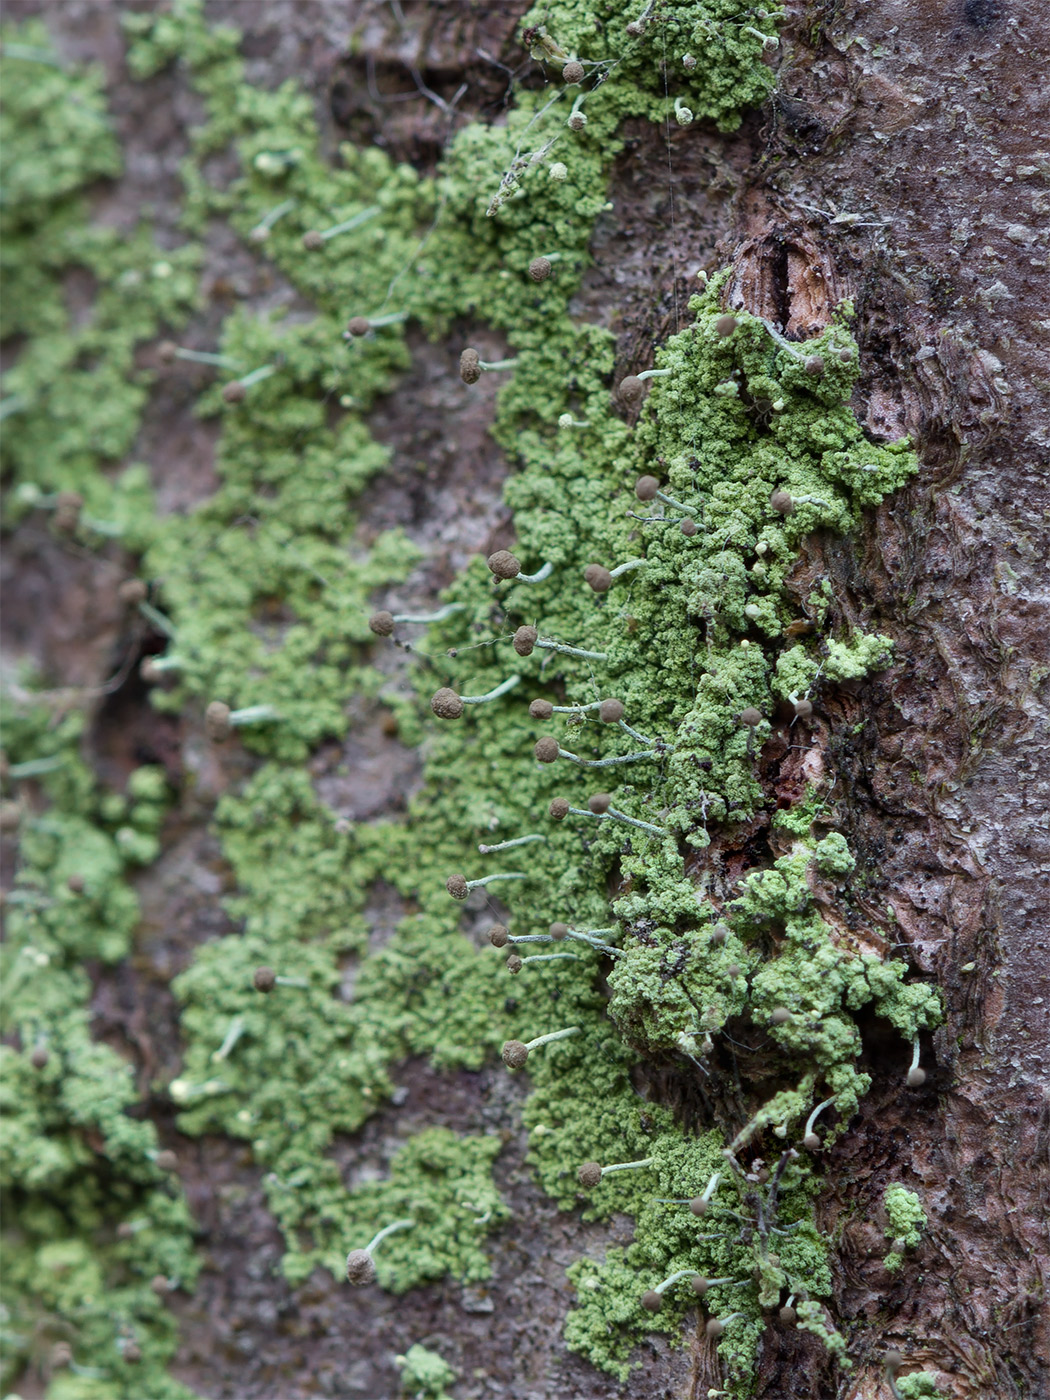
[357,288,939,1378]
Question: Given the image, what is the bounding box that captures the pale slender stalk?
[564,804,666,836]
[517,953,582,966]
[172,348,240,367]
[514,561,553,583]
[7,755,66,779]
[212,1017,246,1063]
[609,558,646,579]
[138,601,176,638]
[554,747,655,769]
[238,364,278,388]
[391,604,466,624]
[618,720,655,745]
[537,637,605,660]
[249,198,296,239]
[478,833,546,854]
[804,1098,834,1138]
[462,675,521,705]
[230,705,281,726]
[464,871,527,892]
[601,1156,654,1176]
[319,206,380,240]
[525,1026,580,1052]
[364,1218,414,1254]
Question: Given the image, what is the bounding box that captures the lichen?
[564,1130,828,1381]
[882,1183,927,1273]
[0,19,122,339]
[2,3,942,1397]
[0,20,198,530]
[395,1343,458,1400]
[328,1129,509,1292]
[0,706,199,1398]
[793,1299,849,1365]
[519,0,782,131]
[896,1374,949,1399]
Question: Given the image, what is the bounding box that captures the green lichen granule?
[395,1343,458,1400]
[896,1373,949,1399]
[882,1183,927,1272]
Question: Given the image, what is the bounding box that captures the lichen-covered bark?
[726,5,1050,1395]
[545,2,1050,1392]
[2,3,1047,1400]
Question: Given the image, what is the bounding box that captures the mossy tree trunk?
[2,3,1047,1400]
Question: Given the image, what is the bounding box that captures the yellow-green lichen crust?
[1,3,942,1396]
[882,1183,927,1272]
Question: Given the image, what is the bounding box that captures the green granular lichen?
[896,1374,949,1399]
[1,34,200,1393]
[334,1129,509,1293]
[140,310,421,759]
[0,706,199,1398]
[813,832,856,877]
[565,1130,828,1380]
[0,19,121,339]
[0,21,198,541]
[773,628,894,700]
[794,1299,849,1365]
[395,1343,458,1400]
[520,0,782,131]
[882,1183,927,1272]
[2,3,943,1396]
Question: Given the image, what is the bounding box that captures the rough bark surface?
[3,2,1048,1399]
